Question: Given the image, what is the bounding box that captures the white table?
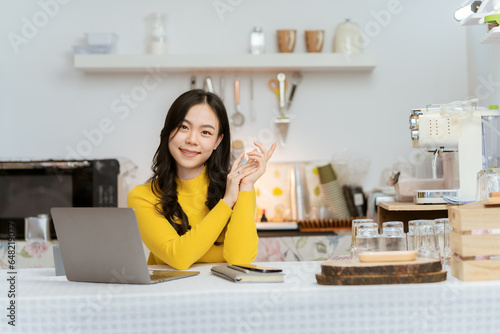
[1,261,499,334]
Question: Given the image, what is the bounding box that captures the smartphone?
[229,264,282,273]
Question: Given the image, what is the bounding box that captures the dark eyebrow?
[182,119,216,131]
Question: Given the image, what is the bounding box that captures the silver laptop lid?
[51,207,152,284]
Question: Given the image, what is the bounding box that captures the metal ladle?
[232,79,245,127]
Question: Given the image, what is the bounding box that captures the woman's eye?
[202,130,212,136]
[180,125,188,130]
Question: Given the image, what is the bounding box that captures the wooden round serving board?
[321,259,442,276]
[316,259,446,285]
[316,271,447,285]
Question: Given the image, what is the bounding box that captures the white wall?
[0,0,468,205]
[466,22,500,105]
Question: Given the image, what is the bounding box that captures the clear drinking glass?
[355,222,379,253]
[476,168,500,200]
[434,218,452,270]
[350,219,374,260]
[407,219,429,251]
[380,221,406,251]
[413,220,441,260]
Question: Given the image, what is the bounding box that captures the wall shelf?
[460,13,485,26]
[480,26,500,43]
[73,53,376,73]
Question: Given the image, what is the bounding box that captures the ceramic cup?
[277,29,296,53]
[305,30,325,53]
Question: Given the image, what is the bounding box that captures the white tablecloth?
[1,261,500,334]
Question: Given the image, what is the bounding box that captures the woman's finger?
[229,161,257,178]
[229,151,246,173]
[246,151,264,161]
[253,141,266,155]
[235,162,259,176]
[246,153,264,167]
[266,142,277,161]
[239,165,259,176]
[229,165,258,183]
[253,141,277,162]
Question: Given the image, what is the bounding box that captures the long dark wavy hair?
[149,89,231,235]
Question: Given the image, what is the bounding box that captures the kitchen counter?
[2,262,500,334]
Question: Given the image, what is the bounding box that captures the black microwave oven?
[0,159,120,239]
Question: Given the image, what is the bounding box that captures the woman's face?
[168,103,223,180]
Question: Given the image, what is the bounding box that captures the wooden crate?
[449,200,500,281]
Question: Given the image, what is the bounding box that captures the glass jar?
[333,18,362,54]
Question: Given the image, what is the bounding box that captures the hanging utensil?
[274,73,290,146]
[250,74,256,121]
[277,73,287,116]
[268,77,289,104]
[220,76,225,102]
[190,75,196,90]
[204,76,214,93]
[286,72,302,110]
[232,79,245,127]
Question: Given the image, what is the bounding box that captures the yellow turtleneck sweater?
[127,168,258,270]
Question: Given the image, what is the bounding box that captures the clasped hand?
[222,141,277,208]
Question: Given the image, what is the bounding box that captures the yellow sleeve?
[127,184,232,270]
[222,190,259,265]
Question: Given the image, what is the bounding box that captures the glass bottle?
[145,13,167,54]
[250,27,265,54]
[261,209,268,222]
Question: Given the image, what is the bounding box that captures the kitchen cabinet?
[73,53,376,73]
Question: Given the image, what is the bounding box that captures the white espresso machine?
[409,100,500,203]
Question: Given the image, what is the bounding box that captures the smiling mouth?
[180,148,200,157]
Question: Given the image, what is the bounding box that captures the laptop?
[51,207,199,284]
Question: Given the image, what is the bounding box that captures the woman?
[127,89,276,270]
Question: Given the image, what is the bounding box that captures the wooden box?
[449,201,500,281]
